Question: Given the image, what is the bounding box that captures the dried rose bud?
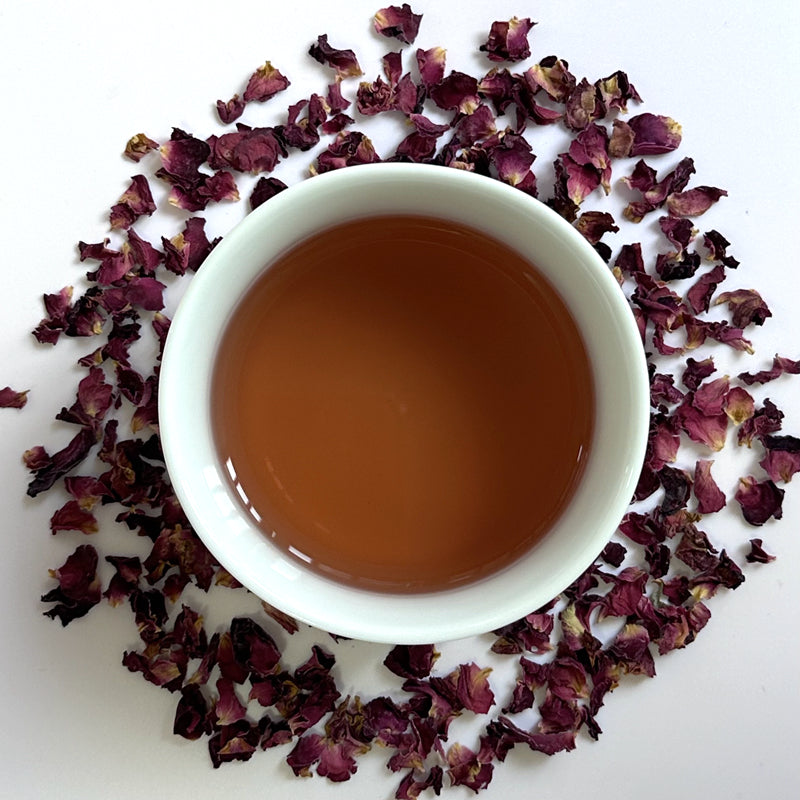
[373,4,423,45]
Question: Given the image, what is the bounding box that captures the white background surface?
[1,1,799,798]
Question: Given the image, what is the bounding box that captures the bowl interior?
[158,162,650,644]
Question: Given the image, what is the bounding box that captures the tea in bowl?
[158,163,649,644]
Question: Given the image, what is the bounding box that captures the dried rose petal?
[208,720,260,768]
[725,386,755,425]
[159,128,210,182]
[415,46,446,89]
[309,34,363,79]
[312,130,381,173]
[682,357,715,390]
[491,612,554,655]
[595,70,641,112]
[450,662,495,714]
[0,386,29,409]
[216,95,246,124]
[207,127,286,174]
[704,229,740,268]
[746,538,776,564]
[109,174,157,231]
[525,57,575,102]
[735,476,784,525]
[627,113,682,156]
[714,289,771,328]
[738,399,784,447]
[395,766,443,799]
[260,600,299,634]
[124,132,159,162]
[659,465,692,515]
[447,742,493,792]
[659,216,696,256]
[50,499,98,534]
[174,684,211,740]
[685,263,725,314]
[666,186,728,217]
[242,61,291,103]
[564,78,604,131]
[676,396,728,451]
[104,555,142,606]
[575,211,618,245]
[384,644,439,679]
[41,544,102,625]
[738,354,800,386]
[429,71,480,114]
[623,157,696,222]
[693,459,726,513]
[479,17,536,63]
[27,426,98,497]
[759,435,800,483]
[489,132,536,189]
[373,5,422,45]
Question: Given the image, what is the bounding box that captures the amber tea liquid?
[212,215,594,592]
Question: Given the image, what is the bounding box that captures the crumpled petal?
[373,4,423,45]
[479,17,536,62]
[735,476,784,525]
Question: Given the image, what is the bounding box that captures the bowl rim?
[159,162,650,644]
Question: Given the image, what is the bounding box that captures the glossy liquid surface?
[212,215,594,592]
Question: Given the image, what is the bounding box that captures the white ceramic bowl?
[159,162,649,644]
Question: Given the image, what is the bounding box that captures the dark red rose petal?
[666,186,728,217]
[0,386,29,408]
[429,71,480,113]
[746,538,776,564]
[384,644,439,679]
[309,34,363,79]
[373,5,423,45]
[242,61,291,103]
[738,354,800,386]
[479,17,536,63]
[41,544,102,625]
[735,476,784,525]
[693,459,726,514]
[759,434,800,483]
[415,46,446,89]
[109,174,156,231]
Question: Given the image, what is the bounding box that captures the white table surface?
[2,1,799,798]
